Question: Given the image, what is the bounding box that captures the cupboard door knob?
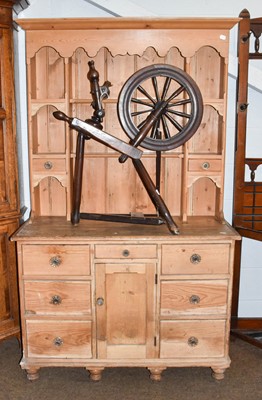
[44,161,53,170]
[96,297,104,306]
[53,337,63,347]
[49,256,62,268]
[122,249,130,257]
[188,336,198,347]
[202,161,210,170]
[190,253,201,264]
[50,295,62,305]
[189,294,200,304]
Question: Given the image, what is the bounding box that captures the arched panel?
[32,105,66,154]
[190,46,225,99]
[30,47,65,100]
[188,177,219,216]
[188,105,223,154]
[34,177,67,217]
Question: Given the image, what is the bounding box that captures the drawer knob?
[122,249,130,257]
[53,337,63,347]
[50,295,62,305]
[202,161,210,170]
[49,256,62,268]
[96,297,104,306]
[190,253,201,264]
[189,294,200,304]
[44,161,53,170]
[188,336,199,347]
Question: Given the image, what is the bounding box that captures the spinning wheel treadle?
[118,64,203,151]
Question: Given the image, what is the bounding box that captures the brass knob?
[190,253,201,264]
[202,161,210,170]
[122,249,130,257]
[188,336,198,347]
[49,256,62,268]
[96,297,104,306]
[189,294,200,304]
[50,295,62,305]
[44,161,53,170]
[53,337,63,347]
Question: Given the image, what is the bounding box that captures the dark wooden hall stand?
[231,9,262,349]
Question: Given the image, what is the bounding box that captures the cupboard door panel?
[0,223,20,340]
[95,263,156,359]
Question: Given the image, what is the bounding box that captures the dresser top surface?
[12,217,240,243]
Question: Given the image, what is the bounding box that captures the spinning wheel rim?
[117,64,203,151]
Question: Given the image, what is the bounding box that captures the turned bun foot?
[26,367,40,381]
[148,367,166,381]
[87,368,104,381]
[211,367,226,380]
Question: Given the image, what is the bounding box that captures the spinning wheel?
[53,61,204,234]
[118,64,203,151]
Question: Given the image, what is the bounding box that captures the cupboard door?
[95,263,156,359]
[0,221,20,340]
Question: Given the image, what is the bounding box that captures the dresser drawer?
[188,159,221,172]
[26,320,92,358]
[95,244,157,259]
[32,158,66,174]
[24,281,91,315]
[160,320,226,358]
[161,244,230,274]
[22,245,90,276]
[160,280,228,316]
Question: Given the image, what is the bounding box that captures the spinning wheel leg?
[132,159,179,234]
[71,132,85,225]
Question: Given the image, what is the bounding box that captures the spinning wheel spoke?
[161,115,171,139]
[118,64,203,151]
[161,77,172,100]
[137,85,156,104]
[131,109,152,117]
[150,118,161,140]
[167,109,191,119]
[165,85,186,103]
[137,117,149,130]
[164,112,183,132]
[152,76,161,101]
[168,98,191,107]
[131,97,154,107]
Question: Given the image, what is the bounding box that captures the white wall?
[14,0,262,318]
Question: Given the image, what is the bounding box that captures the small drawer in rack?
[24,281,91,315]
[22,245,90,276]
[161,244,230,275]
[95,244,157,259]
[160,320,226,358]
[160,280,228,316]
[188,159,221,172]
[32,158,66,174]
[26,320,92,358]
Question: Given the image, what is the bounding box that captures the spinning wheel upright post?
[53,61,203,235]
